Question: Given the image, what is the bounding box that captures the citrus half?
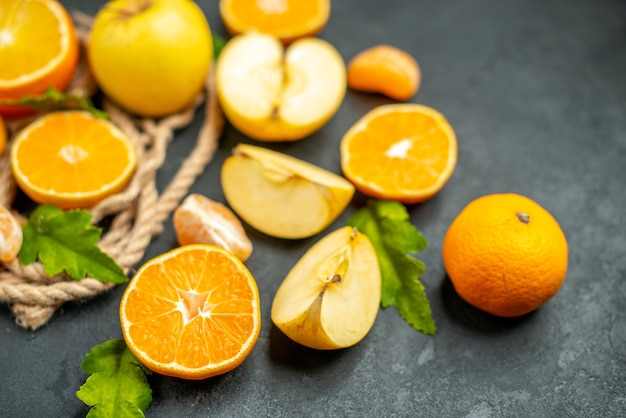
[120,244,262,380]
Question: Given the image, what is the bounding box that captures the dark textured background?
[2,0,625,416]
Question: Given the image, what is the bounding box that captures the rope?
[0,20,224,330]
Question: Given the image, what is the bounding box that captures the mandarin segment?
[219,0,330,44]
[174,194,253,262]
[347,45,421,101]
[0,114,6,155]
[120,245,261,380]
[340,104,457,203]
[0,0,79,117]
[10,111,137,209]
[0,205,23,263]
[442,193,569,317]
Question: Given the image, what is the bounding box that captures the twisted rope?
[0,19,224,330]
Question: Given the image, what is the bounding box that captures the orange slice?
[10,111,137,209]
[0,204,22,263]
[219,0,330,44]
[119,244,262,380]
[340,103,457,203]
[0,0,79,117]
[347,45,421,101]
[0,114,6,155]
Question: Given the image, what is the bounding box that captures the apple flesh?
[215,32,346,141]
[271,226,381,350]
[220,144,354,239]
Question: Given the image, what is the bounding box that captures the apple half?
[215,32,346,141]
[220,144,354,239]
[271,226,382,350]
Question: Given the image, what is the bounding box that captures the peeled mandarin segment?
[0,115,6,155]
[219,0,330,44]
[271,226,381,350]
[221,143,354,239]
[10,111,137,209]
[0,0,79,117]
[340,103,457,204]
[442,193,568,317]
[215,32,346,141]
[347,45,421,101]
[119,245,261,380]
[173,193,253,262]
[0,205,23,263]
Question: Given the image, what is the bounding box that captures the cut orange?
[219,0,330,44]
[340,103,457,204]
[347,45,421,101]
[0,204,22,263]
[10,111,137,209]
[119,244,262,380]
[0,0,79,117]
[0,114,6,155]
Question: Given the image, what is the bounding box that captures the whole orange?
[442,193,568,317]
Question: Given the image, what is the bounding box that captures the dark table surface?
[2,0,625,417]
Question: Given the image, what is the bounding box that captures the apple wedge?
[215,32,346,141]
[221,144,354,239]
[271,226,381,350]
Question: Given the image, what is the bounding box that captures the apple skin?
[271,226,381,350]
[221,144,355,239]
[88,0,212,117]
[216,32,346,141]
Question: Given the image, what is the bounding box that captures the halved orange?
[119,244,261,380]
[10,111,137,209]
[219,0,330,44]
[0,204,22,263]
[340,103,457,203]
[0,0,79,117]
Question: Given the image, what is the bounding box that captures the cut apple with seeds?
[271,226,381,350]
[221,144,354,239]
[215,32,346,141]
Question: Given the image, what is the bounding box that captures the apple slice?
[271,226,381,350]
[215,32,346,141]
[220,144,354,239]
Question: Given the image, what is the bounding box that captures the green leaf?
[19,205,128,284]
[0,88,109,119]
[77,339,152,418]
[213,34,228,59]
[348,200,436,335]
